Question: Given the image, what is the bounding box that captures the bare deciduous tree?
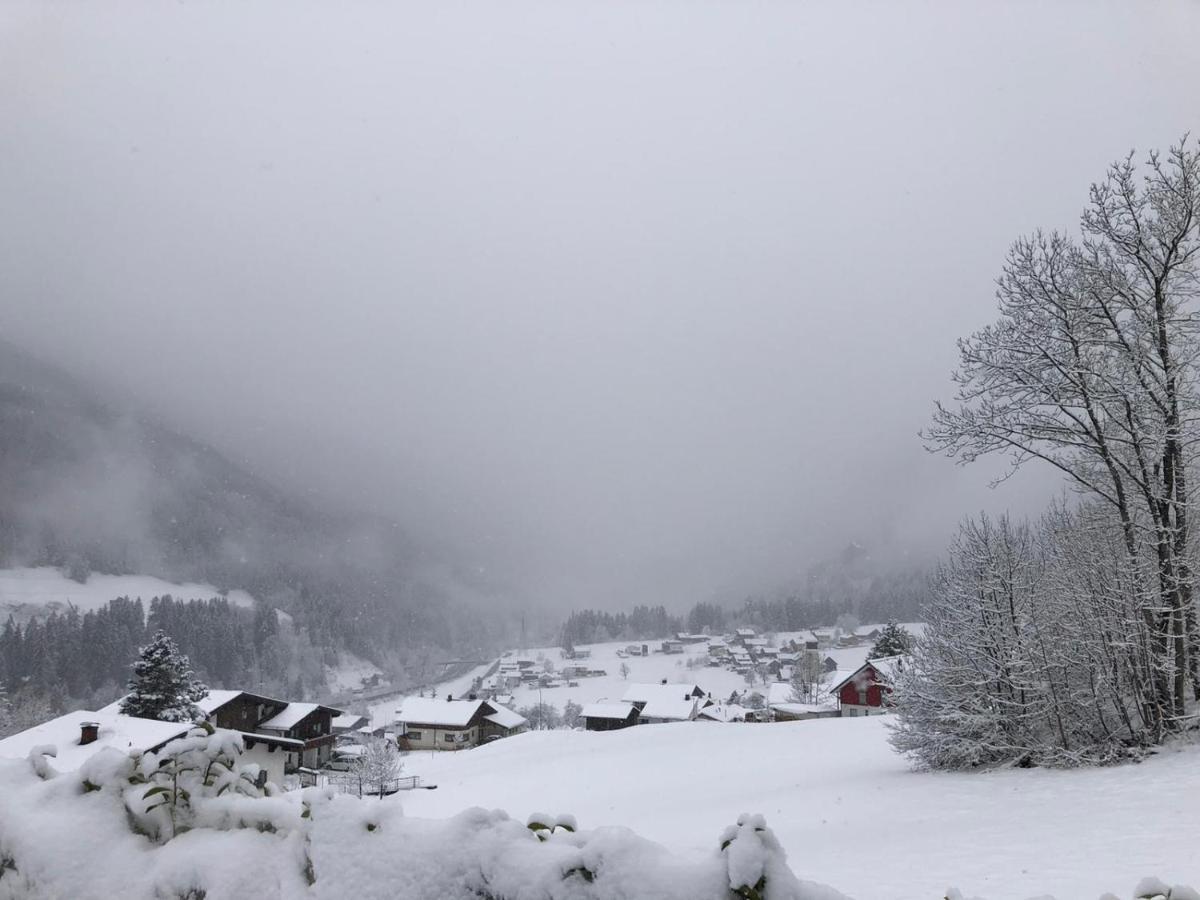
[925,140,1200,732]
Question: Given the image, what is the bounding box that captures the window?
[407,730,423,741]
[443,732,456,743]
[857,688,868,705]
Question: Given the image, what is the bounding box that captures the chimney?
[661,678,667,685]
[446,694,453,702]
[79,722,100,746]
[467,692,477,701]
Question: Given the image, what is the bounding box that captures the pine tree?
[869,622,913,659]
[120,630,208,722]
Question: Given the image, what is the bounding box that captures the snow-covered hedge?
[0,729,1192,900]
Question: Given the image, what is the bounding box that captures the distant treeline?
[560,568,928,645]
[0,595,329,712]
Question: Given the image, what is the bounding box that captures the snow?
[195,689,246,715]
[581,701,636,720]
[394,715,1200,900]
[395,697,486,728]
[639,697,698,721]
[828,654,905,694]
[324,651,386,694]
[259,702,320,731]
[0,709,191,771]
[482,703,526,731]
[0,707,1195,898]
[621,681,703,705]
[369,628,911,731]
[0,566,255,615]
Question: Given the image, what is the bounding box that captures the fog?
[1,0,1197,609]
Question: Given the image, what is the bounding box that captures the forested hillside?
[0,342,512,681]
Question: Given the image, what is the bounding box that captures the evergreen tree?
[869,622,913,659]
[120,630,208,722]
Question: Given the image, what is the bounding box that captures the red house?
[830,656,905,717]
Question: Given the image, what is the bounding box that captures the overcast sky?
[2,0,1198,608]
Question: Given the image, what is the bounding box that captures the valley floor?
[397,715,1199,900]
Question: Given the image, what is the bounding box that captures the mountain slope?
[0,340,507,660]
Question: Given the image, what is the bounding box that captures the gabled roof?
[639,697,698,721]
[621,683,705,705]
[195,689,248,715]
[0,710,191,772]
[698,703,747,722]
[483,702,526,731]
[828,655,906,694]
[257,701,343,731]
[395,697,490,728]
[581,701,638,720]
[766,681,797,707]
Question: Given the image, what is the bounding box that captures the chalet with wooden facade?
[394,697,527,751]
[581,701,639,731]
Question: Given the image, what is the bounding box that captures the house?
[394,696,527,751]
[0,708,298,789]
[257,701,344,770]
[697,702,747,723]
[660,639,684,654]
[638,696,699,724]
[822,655,839,673]
[481,701,528,742]
[765,681,839,722]
[331,713,371,736]
[101,689,339,780]
[0,710,192,772]
[580,701,640,731]
[620,682,707,714]
[830,656,905,716]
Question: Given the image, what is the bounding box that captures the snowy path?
[397,715,1199,900]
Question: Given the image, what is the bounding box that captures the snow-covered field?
[0,566,254,616]
[397,715,1199,900]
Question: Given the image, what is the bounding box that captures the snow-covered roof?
[767,682,798,707]
[698,703,747,722]
[395,697,487,728]
[259,702,320,731]
[828,656,906,694]
[621,683,704,705]
[639,698,697,721]
[483,703,526,731]
[331,713,369,730]
[581,701,637,720]
[195,689,245,715]
[0,710,191,771]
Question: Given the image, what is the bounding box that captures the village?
[384,622,910,750]
[0,623,910,797]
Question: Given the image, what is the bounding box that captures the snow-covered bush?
[0,732,848,900]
